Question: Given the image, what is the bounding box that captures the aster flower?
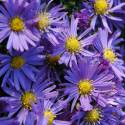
[84,0,125,32]
[53,16,97,67]
[33,0,67,45]
[72,106,124,125]
[64,59,115,111]
[0,46,44,89]
[0,0,39,51]
[0,78,57,125]
[94,28,125,80]
[31,99,71,125]
[38,40,63,82]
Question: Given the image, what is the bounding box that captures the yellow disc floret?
[85,108,101,123]
[47,54,60,66]
[103,48,116,63]
[38,13,50,30]
[11,56,25,69]
[66,36,80,53]
[94,0,108,15]
[78,80,93,95]
[10,17,24,32]
[21,92,36,110]
[44,109,56,125]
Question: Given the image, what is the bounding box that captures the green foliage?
[59,0,83,14]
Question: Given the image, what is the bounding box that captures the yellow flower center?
[78,80,93,95]
[85,109,101,123]
[94,0,108,15]
[103,48,116,63]
[47,54,60,66]
[11,56,25,69]
[21,92,36,110]
[38,13,50,30]
[66,36,80,53]
[44,110,56,125]
[10,17,24,32]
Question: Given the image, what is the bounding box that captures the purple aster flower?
[0,0,39,51]
[84,0,125,32]
[0,46,44,89]
[33,0,67,46]
[53,16,97,67]
[94,29,125,80]
[37,40,63,82]
[31,99,71,125]
[64,59,115,111]
[72,106,124,125]
[0,78,57,125]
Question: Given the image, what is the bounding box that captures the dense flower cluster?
[0,0,125,125]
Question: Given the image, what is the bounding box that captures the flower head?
[78,80,93,95]
[0,46,44,89]
[33,0,67,45]
[21,92,36,110]
[64,58,115,111]
[0,0,39,51]
[0,77,57,125]
[38,40,62,82]
[53,16,97,67]
[33,99,71,125]
[10,16,25,32]
[72,106,124,125]
[37,12,50,30]
[85,108,101,123]
[83,0,125,32]
[94,0,108,15]
[94,29,125,80]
